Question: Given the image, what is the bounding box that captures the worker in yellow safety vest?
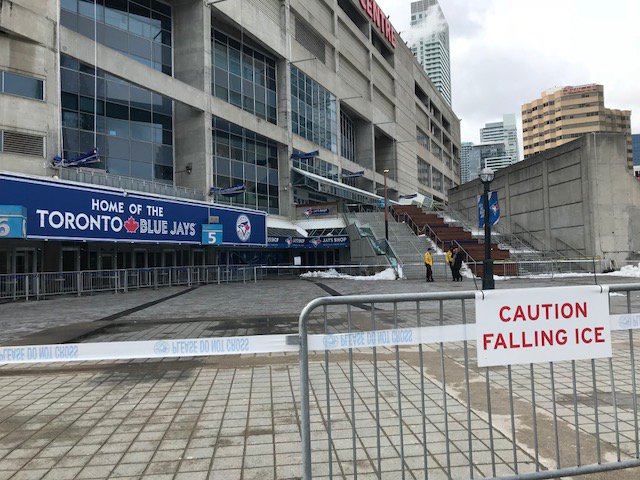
[424,248,434,282]
[445,247,454,281]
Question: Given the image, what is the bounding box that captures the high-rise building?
[480,114,519,164]
[522,84,633,170]
[463,143,509,183]
[460,142,474,183]
[409,0,452,106]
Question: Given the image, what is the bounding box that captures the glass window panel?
[79,131,96,152]
[62,128,80,151]
[132,161,153,179]
[152,112,171,130]
[106,136,130,158]
[106,118,130,137]
[107,157,130,175]
[131,141,153,163]
[62,110,79,128]
[3,71,44,100]
[215,157,230,176]
[130,107,151,123]
[79,112,94,131]
[154,145,173,165]
[154,164,173,181]
[231,160,243,178]
[62,0,78,12]
[62,92,79,110]
[131,123,153,142]
[129,35,152,59]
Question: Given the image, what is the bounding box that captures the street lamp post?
[383,169,390,241]
[480,167,495,290]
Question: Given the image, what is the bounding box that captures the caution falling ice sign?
[475,286,612,367]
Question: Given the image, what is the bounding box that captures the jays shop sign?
[267,236,350,249]
[0,174,266,247]
[475,286,612,367]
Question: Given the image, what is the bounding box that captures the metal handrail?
[391,208,479,287]
[341,206,402,274]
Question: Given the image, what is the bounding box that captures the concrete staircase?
[392,205,511,278]
[351,212,450,280]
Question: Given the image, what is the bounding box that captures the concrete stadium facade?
[0,0,461,273]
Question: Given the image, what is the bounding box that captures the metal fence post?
[299,305,312,480]
[77,272,82,297]
[154,269,158,290]
[124,271,128,293]
[188,267,191,287]
[35,273,40,300]
[25,276,29,302]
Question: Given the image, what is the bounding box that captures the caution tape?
[0,314,637,365]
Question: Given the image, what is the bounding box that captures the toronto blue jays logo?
[236,215,252,242]
[311,238,322,247]
[323,335,339,349]
[154,341,170,355]
[285,237,293,246]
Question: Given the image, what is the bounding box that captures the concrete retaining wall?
[448,133,640,267]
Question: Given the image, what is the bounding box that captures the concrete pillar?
[172,1,213,196]
[277,0,294,218]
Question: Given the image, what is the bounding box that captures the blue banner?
[0,174,267,247]
[291,151,319,159]
[267,236,350,249]
[478,191,500,228]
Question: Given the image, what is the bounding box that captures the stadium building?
[0,0,460,274]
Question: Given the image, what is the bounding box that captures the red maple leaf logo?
[124,216,139,233]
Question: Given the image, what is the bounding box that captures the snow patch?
[300,268,398,281]
[602,263,640,278]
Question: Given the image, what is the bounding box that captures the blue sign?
[0,174,267,247]
[202,224,223,245]
[478,191,500,228]
[267,236,350,249]
[303,208,330,217]
[0,205,27,239]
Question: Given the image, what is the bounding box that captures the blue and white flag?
[210,184,246,197]
[478,191,500,228]
[341,170,365,178]
[53,148,100,168]
[291,151,319,159]
[399,193,418,200]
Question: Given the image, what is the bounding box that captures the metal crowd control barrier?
[0,265,257,301]
[298,284,640,479]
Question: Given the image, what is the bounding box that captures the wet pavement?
[0,276,639,479]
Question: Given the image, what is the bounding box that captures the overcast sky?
[377,0,640,146]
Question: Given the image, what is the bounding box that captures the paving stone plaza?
[0,276,639,479]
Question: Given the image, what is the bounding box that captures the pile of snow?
[493,263,640,281]
[300,268,397,281]
[602,263,640,278]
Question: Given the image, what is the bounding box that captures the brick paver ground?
[0,275,639,479]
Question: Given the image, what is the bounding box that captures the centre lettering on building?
[358,0,397,48]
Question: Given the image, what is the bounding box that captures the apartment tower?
[522,84,632,170]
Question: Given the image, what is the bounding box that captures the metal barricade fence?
[0,265,260,301]
[474,259,603,279]
[298,284,640,479]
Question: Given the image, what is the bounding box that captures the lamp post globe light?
[480,167,495,290]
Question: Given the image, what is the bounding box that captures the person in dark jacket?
[453,247,465,281]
